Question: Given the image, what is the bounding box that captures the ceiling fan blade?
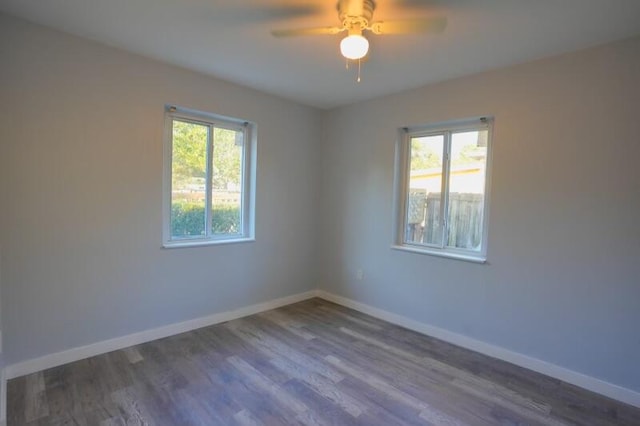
[271,26,345,37]
[368,17,447,35]
[194,4,322,24]
[394,0,449,9]
[246,5,322,21]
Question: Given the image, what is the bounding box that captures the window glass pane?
[170,120,207,239]
[406,135,444,246]
[447,130,488,251]
[212,127,243,236]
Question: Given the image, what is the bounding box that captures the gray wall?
[0,15,321,365]
[319,37,640,392]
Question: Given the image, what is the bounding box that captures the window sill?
[163,237,255,249]
[390,245,486,264]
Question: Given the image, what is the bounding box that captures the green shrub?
[171,203,240,237]
[211,205,241,234]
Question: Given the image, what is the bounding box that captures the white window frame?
[392,116,493,263]
[162,105,256,248]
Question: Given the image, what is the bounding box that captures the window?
[163,106,255,247]
[392,117,493,262]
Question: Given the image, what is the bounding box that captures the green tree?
[172,120,207,185]
[451,144,486,166]
[171,121,242,190]
[411,140,441,170]
[212,127,242,190]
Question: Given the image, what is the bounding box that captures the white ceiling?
[2,0,640,109]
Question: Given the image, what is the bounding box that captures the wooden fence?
[409,192,484,251]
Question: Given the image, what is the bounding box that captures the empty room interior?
[1,0,640,425]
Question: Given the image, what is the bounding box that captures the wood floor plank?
[110,386,153,426]
[281,379,363,426]
[99,417,126,426]
[258,310,316,340]
[42,365,85,422]
[305,323,453,387]
[8,298,640,426]
[340,325,559,420]
[269,356,367,418]
[198,323,302,388]
[327,340,503,426]
[233,409,262,426]
[325,354,466,425]
[72,358,119,420]
[209,361,301,425]
[355,339,561,425]
[24,372,49,422]
[226,318,344,383]
[93,352,135,394]
[227,355,309,416]
[123,347,144,364]
[315,303,384,331]
[8,376,27,425]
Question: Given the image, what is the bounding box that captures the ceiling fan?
[271,0,447,63]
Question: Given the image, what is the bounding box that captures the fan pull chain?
[343,59,362,82]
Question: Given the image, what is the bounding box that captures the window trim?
[391,116,493,262]
[162,105,256,248]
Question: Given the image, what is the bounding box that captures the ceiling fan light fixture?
[340,34,369,60]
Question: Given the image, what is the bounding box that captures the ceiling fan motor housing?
[338,0,376,32]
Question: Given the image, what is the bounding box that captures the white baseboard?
[4,290,319,380]
[316,290,640,409]
[0,359,5,424]
[4,288,639,411]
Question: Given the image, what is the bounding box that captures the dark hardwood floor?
[7,298,640,425]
